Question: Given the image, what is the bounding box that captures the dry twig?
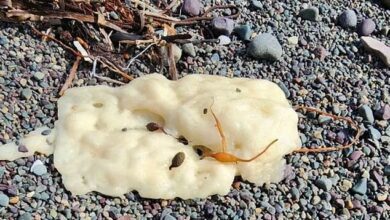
[293,106,362,153]
[59,56,82,96]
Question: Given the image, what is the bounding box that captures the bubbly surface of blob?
[0,74,301,199]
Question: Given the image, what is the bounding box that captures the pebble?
[18,212,33,220]
[384,166,390,176]
[182,43,196,57]
[31,160,47,176]
[357,19,376,36]
[182,0,203,17]
[314,46,328,60]
[299,7,320,21]
[33,71,45,81]
[0,166,5,178]
[376,193,387,201]
[211,17,235,36]
[312,195,321,205]
[338,9,357,28]
[290,187,300,200]
[18,145,28,153]
[361,36,390,67]
[375,104,390,120]
[352,178,367,195]
[21,88,33,100]
[0,194,9,207]
[358,104,375,124]
[248,33,283,61]
[287,36,298,45]
[109,11,120,20]
[218,35,231,45]
[251,0,263,10]
[211,53,220,63]
[368,126,381,140]
[340,180,353,192]
[315,177,333,191]
[234,24,252,41]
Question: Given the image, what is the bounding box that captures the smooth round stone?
[21,88,33,100]
[0,193,9,207]
[251,0,263,9]
[299,7,320,21]
[182,43,196,57]
[211,17,235,36]
[182,0,203,16]
[30,160,47,176]
[218,35,231,45]
[247,33,283,61]
[338,9,357,28]
[18,212,33,220]
[33,71,45,81]
[357,19,376,36]
[359,105,375,124]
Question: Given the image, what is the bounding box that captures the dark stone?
[357,19,376,36]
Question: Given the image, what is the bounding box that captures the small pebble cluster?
[1,0,390,219]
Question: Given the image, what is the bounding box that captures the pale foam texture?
[0,74,301,199]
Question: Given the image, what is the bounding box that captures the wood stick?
[59,56,82,96]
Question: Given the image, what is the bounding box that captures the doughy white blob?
[0,74,301,199]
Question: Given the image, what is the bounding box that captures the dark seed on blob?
[169,152,185,170]
[41,129,51,136]
[236,88,241,93]
[177,135,189,145]
[18,145,29,153]
[121,128,128,132]
[146,122,160,131]
[203,108,208,114]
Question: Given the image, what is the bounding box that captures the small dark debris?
[121,128,128,132]
[203,108,208,114]
[177,135,189,145]
[146,122,160,131]
[41,129,51,136]
[236,88,241,93]
[169,152,185,170]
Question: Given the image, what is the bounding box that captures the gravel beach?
[1,0,389,219]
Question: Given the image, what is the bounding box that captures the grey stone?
[183,0,203,17]
[33,71,45,81]
[277,82,290,98]
[338,9,357,28]
[0,166,5,178]
[182,43,196,57]
[218,35,231,45]
[211,17,235,36]
[211,53,220,63]
[385,165,390,176]
[358,104,375,124]
[368,126,381,140]
[31,160,47,176]
[21,88,33,100]
[251,0,263,9]
[109,11,120,20]
[352,178,367,195]
[299,7,320,21]
[357,19,376,36]
[290,187,300,200]
[315,177,333,191]
[234,24,252,41]
[18,213,33,220]
[0,193,9,207]
[248,33,283,61]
